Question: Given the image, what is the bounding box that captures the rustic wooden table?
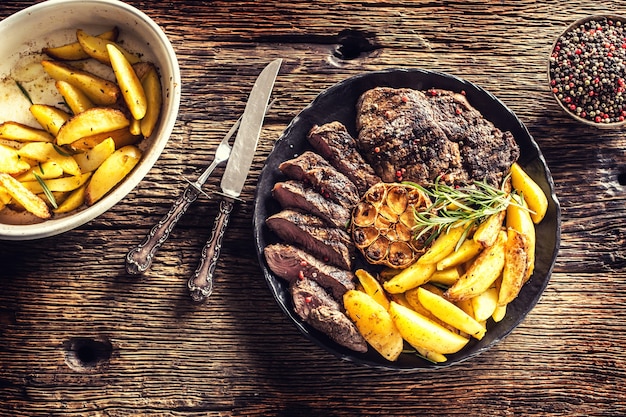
[1,1,625,416]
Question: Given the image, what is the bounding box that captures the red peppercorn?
[298,270,305,280]
[305,296,313,304]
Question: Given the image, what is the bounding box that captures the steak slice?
[279,151,360,210]
[291,278,367,353]
[307,121,381,194]
[355,87,519,187]
[272,180,351,229]
[263,243,355,299]
[266,209,355,270]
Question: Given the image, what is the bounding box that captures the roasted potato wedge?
[41,60,120,106]
[499,228,530,305]
[22,172,91,193]
[417,287,486,340]
[389,301,469,355]
[107,44,147,120]
[56,107,130,146]
[383,261,436,294]
[343,290,404,361]
[418,225,466,264]
[506,195,536,282]
[43,27,119,60]
[436,238,483,271]
[76,29,140,65]
[53,183,87,214]
[69,127,139,151]
[445,230,507,301]
[471,286,499,322]
[55,80,95,115]
[0,143,31,175]
[85,145,141,206]
[73,137,116,173]
[473,210,506,248]
[0,172,50,219]
[15,161,64,182]
[139,63,163,137]
[355,269,389,310]
[17,142,80,176]
[429,266,461,286]
[510,162,548,224]
[0,121,54,142]
[29,104,71,136]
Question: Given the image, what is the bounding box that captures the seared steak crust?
[307,121,381,194]
[356,87,520,187]
[272,180,351,229]
[279,151,360,210]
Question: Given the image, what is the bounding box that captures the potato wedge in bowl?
[0,0,180,240]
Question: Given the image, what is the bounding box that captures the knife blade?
[188,58,282,302]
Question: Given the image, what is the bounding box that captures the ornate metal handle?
[188,198,234,302]
[126,185,200,274]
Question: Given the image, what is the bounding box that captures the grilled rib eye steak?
[307,121,381,194]
[355,87,520,187]
[272,180,351,229]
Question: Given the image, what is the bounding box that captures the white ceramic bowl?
[0,0,181,240]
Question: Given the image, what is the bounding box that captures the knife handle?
[188,198,234,302]
[126,185,200,275]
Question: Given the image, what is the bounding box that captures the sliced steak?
[355,87,519,187]
[266,209,355,270]
[263,243,355,299]
[307,121,381,194]
[272,180,351,229]
[278,151,360,210]
[291,278,368,353]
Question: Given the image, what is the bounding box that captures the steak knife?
[188,58,282,302]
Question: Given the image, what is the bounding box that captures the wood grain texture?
[1,1,626,416]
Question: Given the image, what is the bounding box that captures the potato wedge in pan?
[445,230,507,301]
[510,162,548,224]
[343,290,404,361]
[389,302,469,355]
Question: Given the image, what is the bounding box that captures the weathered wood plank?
[1,0,626,416]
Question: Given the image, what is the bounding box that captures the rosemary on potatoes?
[407,177,517,245]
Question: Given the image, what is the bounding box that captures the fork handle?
[126,184,200,274]
[188,198,234,302]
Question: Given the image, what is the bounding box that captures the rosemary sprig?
[15,81,33,104]
[33,171,58,209]
[406,176,518,244]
